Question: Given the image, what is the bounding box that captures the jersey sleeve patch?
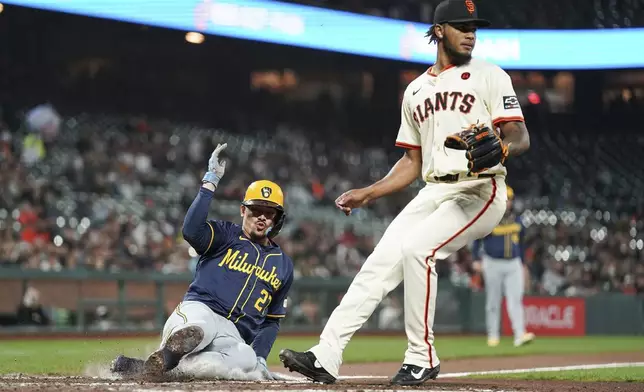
[503,95,520,109]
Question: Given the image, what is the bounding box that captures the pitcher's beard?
[443,39,472,66]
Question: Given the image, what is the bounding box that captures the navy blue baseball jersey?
[181,188,294,358]
[472,215,524,260]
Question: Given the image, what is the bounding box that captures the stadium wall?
[0,269,642,337]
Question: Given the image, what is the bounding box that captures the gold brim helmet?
[507,185,514,200]
[242,180,286,238]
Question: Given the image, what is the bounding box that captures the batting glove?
[202,143,227,188]
[256,356,275,380]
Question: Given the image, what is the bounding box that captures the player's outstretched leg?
[110,355,144,377]
[143,325,205,377]
[392,178,505,386]
[278,190,435,383]
[279,349,336,384]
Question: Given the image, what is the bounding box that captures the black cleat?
[391,363,440,386]
[143,325,204,377]
[279,349,337,384]
[110,355,144,377]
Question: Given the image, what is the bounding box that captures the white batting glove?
[202,143,227,188]
[256,357,275,380]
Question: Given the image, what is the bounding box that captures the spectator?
[15,286,50,326]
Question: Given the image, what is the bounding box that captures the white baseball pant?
[481,255,527,344]
[159,301,266,380]
[309,176,507,378]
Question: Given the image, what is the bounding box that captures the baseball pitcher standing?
[472,186,535,348]
[279,0,530,386]
[110,143,294,381]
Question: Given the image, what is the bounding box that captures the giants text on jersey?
[395,59,524,180]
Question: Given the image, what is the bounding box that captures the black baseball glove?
[444,123,508,174]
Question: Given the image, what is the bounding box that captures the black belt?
[433,173,496,183]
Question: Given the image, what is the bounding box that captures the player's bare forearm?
[366,149,422,201]
[499,121,530,157]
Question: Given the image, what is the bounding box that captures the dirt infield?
[1,377,642,392]
[307,351,644,376]
[1,351,642,392]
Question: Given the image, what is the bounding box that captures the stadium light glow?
[3,0,644,69]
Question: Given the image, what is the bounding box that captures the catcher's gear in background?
[444,124,508,174]
[203,143,228,187]
[242,180,286,239]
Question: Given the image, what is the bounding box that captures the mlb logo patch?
[261,186,272,198]
[503,95,520,109]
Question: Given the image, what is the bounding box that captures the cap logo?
[465,0,475,14]
[261,186,272,198]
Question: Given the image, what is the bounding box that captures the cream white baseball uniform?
[308,58,525,378]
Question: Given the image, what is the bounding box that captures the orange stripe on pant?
[422,178,498,368]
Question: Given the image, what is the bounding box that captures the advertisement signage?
[502,296,586,336]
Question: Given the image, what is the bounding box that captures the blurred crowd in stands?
[1,104,643,299]
[286,0,644,29]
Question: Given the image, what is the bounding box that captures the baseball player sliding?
[279,0,530,386]
[472,186,535,348]
[110,143,294,381]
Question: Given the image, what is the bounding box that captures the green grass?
[472,366,644,382]
[0,335,641,375]
[264,335,644,365]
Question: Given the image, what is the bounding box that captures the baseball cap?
[433,0,491,27]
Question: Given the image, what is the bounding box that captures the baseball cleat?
[143,325,204,377]
[110,355,144,377]
[514,332,536,347]
[487,338,500,347]
[391,363,440,386]
[279,349,336,384]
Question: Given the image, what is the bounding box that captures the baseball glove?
[444,123,508,174]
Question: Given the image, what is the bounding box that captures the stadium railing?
[0,268,641,337]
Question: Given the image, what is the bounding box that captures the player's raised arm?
[335,92,422,216]
[182,143,227,254]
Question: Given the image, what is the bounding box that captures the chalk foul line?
[273,361,644,381]
[438,361,644,378]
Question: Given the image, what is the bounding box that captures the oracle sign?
[502,297,586,336]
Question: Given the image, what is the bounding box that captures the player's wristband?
[202,172,221,188]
